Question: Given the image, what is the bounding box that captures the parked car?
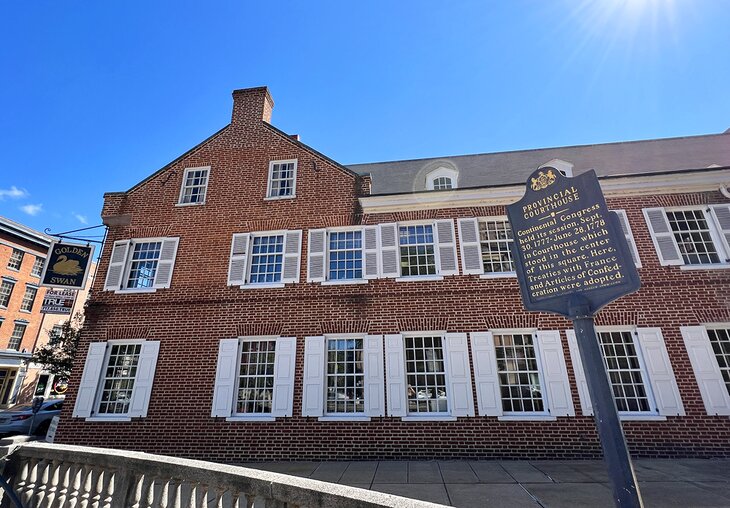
[0,399,64,437]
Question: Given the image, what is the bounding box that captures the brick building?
[0,217,52,407]
[56,87,730,461]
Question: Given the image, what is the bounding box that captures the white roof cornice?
[359,168,730,214]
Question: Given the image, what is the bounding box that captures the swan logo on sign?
[40,241,95,289]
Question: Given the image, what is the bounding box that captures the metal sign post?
[506,168,643,508]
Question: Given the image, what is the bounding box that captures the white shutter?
[364,334,385,417]
[363,226,380,279]
[128,340,160,417]
[536,331,575,417]
[565,330,593,416]
[211,339,239,417]
[636,328,685,416]
[271,337,297,417]
[680,326,730,415]
[444,333,475,417]
[282,230,302,283]
[379,223,400,278]
[613,210,642,268]
[385,334,407,417]
[227,234,250,286]
[153,238,179,289]
[709,205,730,261]
[302,336,325,417]
[72,342,107,418]
[104,240,130,291]
[458,218,484,275]
[470,332,502,416]
[643,208,683,265]
[434,219,459,276]
[306,229,327,283]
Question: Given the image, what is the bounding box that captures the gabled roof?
[347,131,730,195]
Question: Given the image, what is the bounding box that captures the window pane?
[405,336,448,414]
[399,225,436,276]
[269,162,295,197]
[126,242,162,288]
[598,331,652,412]
[708,328,730,397]
[97,344,141,415]
[236,340,277,414]
[479,219,515,273]
[180,168,209,204]
[494,333,544,413]
[248,235,284,283]
[666,210,721,265]
[328,231,363,280]
[325,338,365,414]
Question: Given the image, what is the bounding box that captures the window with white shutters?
[493,332,546,414]
[643,206,730,267]
[73,340,160,420]
[707,327,730,397]
[103,237,180,292]
[228,230,302,287]
[478,218,515,275]
[681,325,730,416]
[308,228,369,284]
[391,220,458,279]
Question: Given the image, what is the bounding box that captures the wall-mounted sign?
[506,168,640,317]
[40,241,95,290]
[41,289,76,315]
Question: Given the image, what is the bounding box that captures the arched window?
[426,167,459,191]
[540,159,574,177]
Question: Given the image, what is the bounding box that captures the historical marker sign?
[506,168,640,317]
[40,241,95,290]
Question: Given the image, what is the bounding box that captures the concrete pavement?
[239,458,730,507]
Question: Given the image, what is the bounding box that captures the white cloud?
[73,213,88,225]
[20,203,43,216]
[0,186,29,200]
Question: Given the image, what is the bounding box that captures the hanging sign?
[506,168,640,317]
[40,241,95,290]
[41,289,76,314]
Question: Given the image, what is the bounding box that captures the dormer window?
[540,159,573,178]
[426,167,459,191]
[267,159,297,199]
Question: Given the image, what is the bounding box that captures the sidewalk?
[240,458,730,507]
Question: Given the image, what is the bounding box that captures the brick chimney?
[231,87,274,127]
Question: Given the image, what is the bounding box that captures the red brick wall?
[54,90,730,461]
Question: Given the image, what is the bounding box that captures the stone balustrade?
[0,442,442,508]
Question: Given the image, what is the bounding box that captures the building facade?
[55,87,730,461]
[0,217,52,407]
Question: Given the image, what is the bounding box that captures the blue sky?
[1,1,729,237]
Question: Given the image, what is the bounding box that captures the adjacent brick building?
[56,87,730,461]
[0,217,52,407]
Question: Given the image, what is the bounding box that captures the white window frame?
[540,159,573,177]
[321,334,369,420]
[478,216,517,279]
[8,322,27,350]
[7,249,23,271]
[232,337,279,419]
[425,167,458,190]
[177,166,210,206]
[644,206,730,270]
[0,278,15,308]
[390,220,458,282]
[321,227,368,286]
[19,284,38,312]
[491,329,550,420]
[30,256,44,278]
[245,232,287,286]
[228,230,302,289]
[73,339,160,422]
[705,325,730,400]
[104,237,180,294]
[265,159,298,200]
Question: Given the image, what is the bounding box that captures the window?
[479,218,515,274]
[567,327,684,418]
[539,159,574,178]
[266,159,297,198]
[326,338,365,414]
[432,177,453,190]
[51,324,63,338]
[0,279,14,307]
[104,237,179,292]
[31,257,44,277]
[302,335,384,419]
[236,339,276,415]
[494,333,545,413]
[178,166,209,205]
[328,231,363,281]
[425,167,458,191]
[399,225,436,276]
[227,230,302,287]
[644,205,730,268]
[20,286,37,312]
[7,249,23,270]
[72,340,160,420]
[212,337,297,419]
[405,335,448,414]
[597,330,653,413]
[707,327,730,397]
[9,323,26,350]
